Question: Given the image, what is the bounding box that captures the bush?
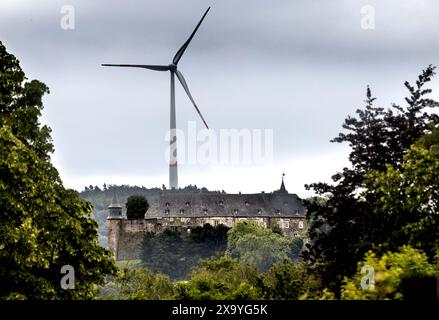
[259,261,320,300]
[227,221,291,272]
[126,195,149,220]
[98,267,175,300]
[174,256,262,300]
[140,224,229,280]
[341,246,437,300]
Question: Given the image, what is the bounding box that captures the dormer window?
[180,209,185,214]
[233,209,238,215]
[218,200,224,206]
[165,202,170,207]
[257,209,262,214]
[164,209,170,214]
[245,201,249,206]
[203,208,208,214]
[276,209,281,215]
[185,201,191,207]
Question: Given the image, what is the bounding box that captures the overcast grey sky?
[1,0,438,197]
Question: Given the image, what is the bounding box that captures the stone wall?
[108,216,307,261]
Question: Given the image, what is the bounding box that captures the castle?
[107,178,307,260]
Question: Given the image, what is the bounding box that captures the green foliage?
[140,224,229,280]
[304,196,329,240]
[190,223,229,244]
[288,236,304,261]
[126,195,149,220]
[98,267,175,300]
[341,246,437,300]
[304,66,439,294]
[0,41,117,299]
[259,261,320,300]
[227,221,291,272]
[174,256,262,300]
[0,42,52,158]
[364,130,439,257]
[174,257,320,300]
[141,229,188,280]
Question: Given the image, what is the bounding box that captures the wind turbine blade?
[172,7,210,65]
[175,70,209,129]
[101,64,170,71]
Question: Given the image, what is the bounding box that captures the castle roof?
[145,192,305,219]
[279,173,287,193]
[108,192,122,208]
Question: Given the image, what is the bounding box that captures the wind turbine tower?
[102,7,211,189]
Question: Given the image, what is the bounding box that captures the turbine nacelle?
[168,64,177,72]
[101,7,210,130]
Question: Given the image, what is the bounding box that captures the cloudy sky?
[1,0,438,197]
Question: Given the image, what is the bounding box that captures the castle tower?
[107,192,123,259]
[108,192,122,218]
[279,173,288,193]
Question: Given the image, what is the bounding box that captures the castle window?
[180,209,185,214]
[298,221,304,229]
[283,220,290,229]
[185,201,191,207]
[214,220,219,226]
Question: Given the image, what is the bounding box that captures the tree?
[140,224,229,280]
[340,246,437,300]
[126,195,149,219]
[364,129,439,257]
[141,229,189,280]
[227,221,291,272]
[98,267,175,300]
[288,236,304,261]
[0,41,116,299]
[174,257,320,300]
[304,66,439,295]
[174,256,262,300]
[259,261,320,300]
[189,223,229,256]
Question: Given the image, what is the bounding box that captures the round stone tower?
[108,192,122,219]
[107,192,123,259]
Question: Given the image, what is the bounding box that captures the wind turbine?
[102,7,211,190]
